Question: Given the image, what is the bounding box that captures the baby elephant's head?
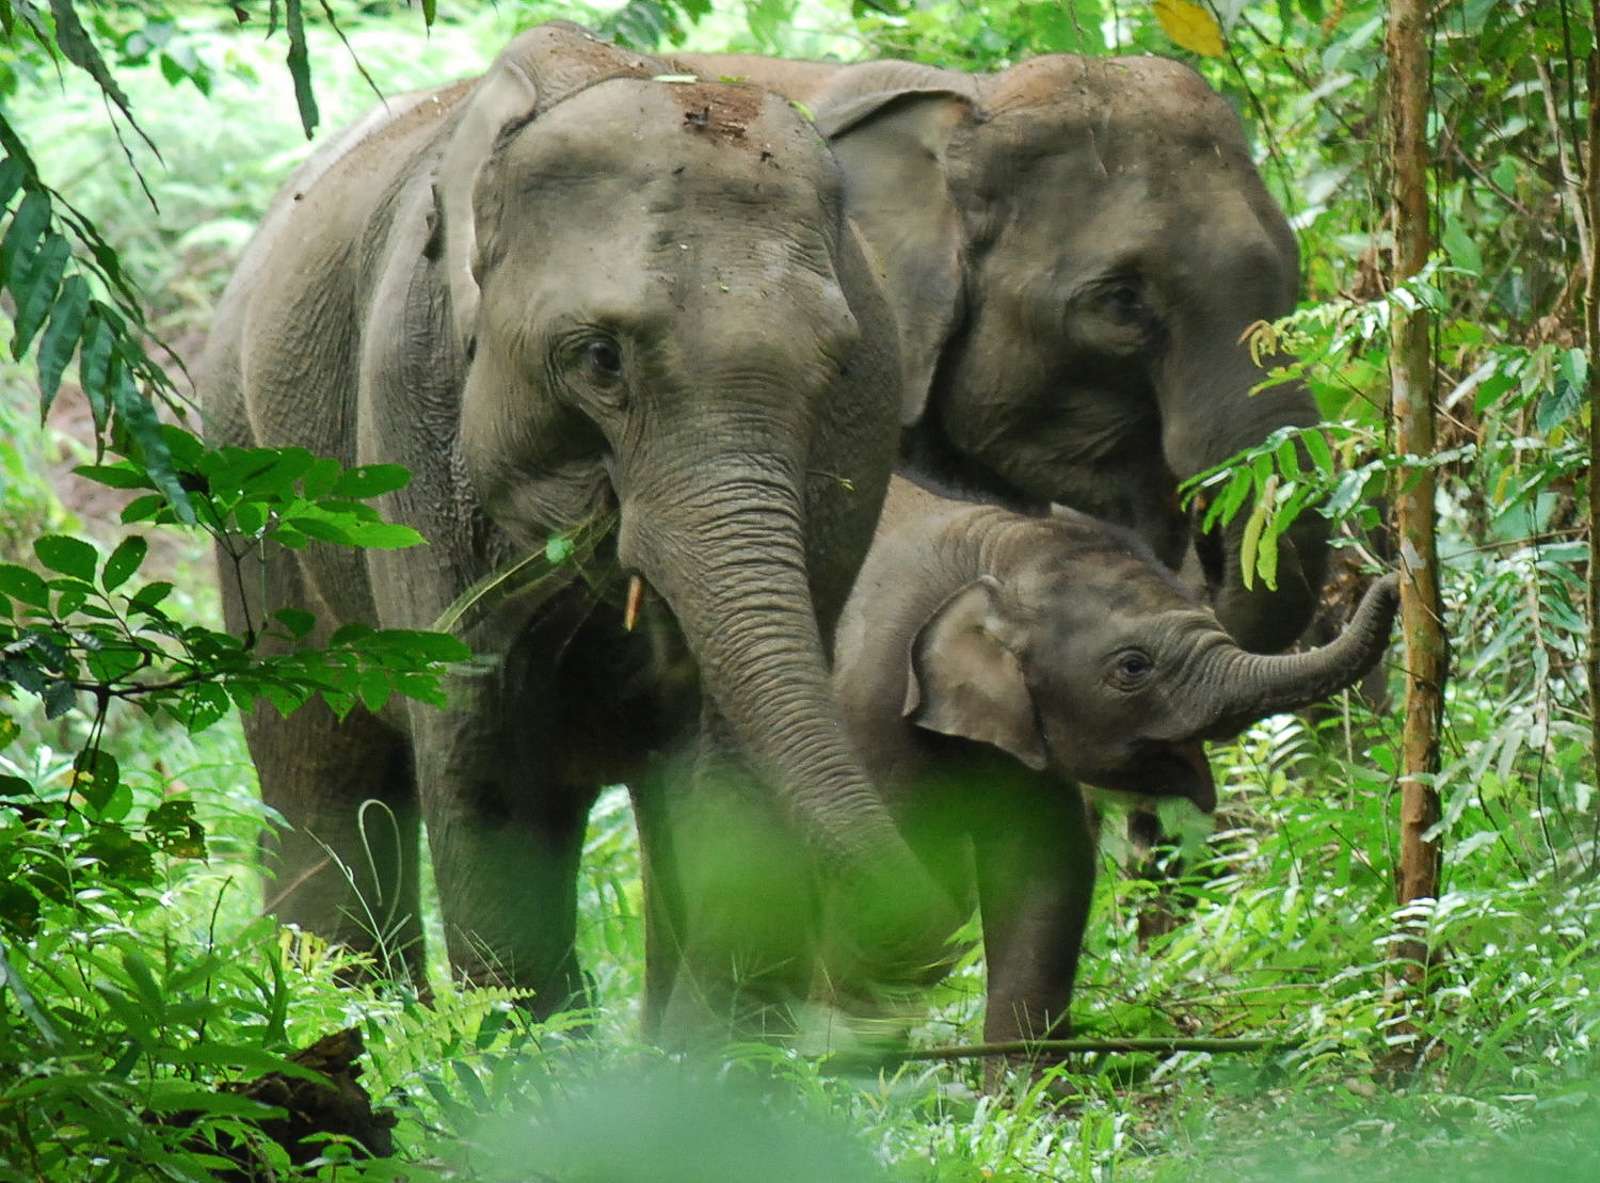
[903,512,1400,811]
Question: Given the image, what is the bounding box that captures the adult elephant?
[674,50,1327,652]
[200,23,949,1027]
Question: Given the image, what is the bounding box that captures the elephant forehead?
[520,78,842,195]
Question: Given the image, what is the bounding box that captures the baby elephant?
[830,476,1399,1046]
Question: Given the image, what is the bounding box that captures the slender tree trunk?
[1385,0,1444,979]
[1585,13,1600,877]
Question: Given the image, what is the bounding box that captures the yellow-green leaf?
[1154,0,1224,57]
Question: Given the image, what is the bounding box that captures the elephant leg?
[652,715,818,1047]
[219,539,427,990]
[972,781,1097,1047]
[1127,808,1188,946]
[408,677,598,1018]
[253,705,426,990]
[629,770,688,1043]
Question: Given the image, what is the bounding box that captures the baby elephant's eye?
[1111,649,1154,688]
[583,337,623,380]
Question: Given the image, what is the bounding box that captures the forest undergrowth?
[1,2,1598,1180]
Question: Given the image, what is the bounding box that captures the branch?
[849,1037,1298,1064]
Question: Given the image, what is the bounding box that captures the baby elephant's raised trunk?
[1202,573,1401,737]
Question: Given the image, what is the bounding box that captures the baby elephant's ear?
[903,576,1047,772]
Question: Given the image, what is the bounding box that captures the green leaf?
[102,536,147,591]
[0,157,24,210]
[330,463,410,499]
[43,680,76,719]
[121,493,165,523]
[74,749,123,816]
[422,0,437,24]
[76,310,114,437]
[274,607,315,638]
[0,188,49,287]
[36,272,89,412]
[546,534,575,564]
[1441,213,1483,275]
[76,460,154,490]
[34,534,98,581]
[129,580,173,609]
[285,0,319,138]
[47,0,140,126]
[111,360,194,523]
[357,668,391,713]
[10,231,68,360]
[0,563,50,609]
[1536,377,1582,435]
[1302,429,1334,474]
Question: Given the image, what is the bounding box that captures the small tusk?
[623,574,644,632]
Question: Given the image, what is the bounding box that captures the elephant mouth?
[1089,741,1217,814]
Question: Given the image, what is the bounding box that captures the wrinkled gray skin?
[832,477,1399,1043]
[676,51,1327,654]
[199,23,951,1030]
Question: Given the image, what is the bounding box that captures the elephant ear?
[435,56,540,352]
[813,70,977,427]
[432,25,663,351]
[903,575,1047,771]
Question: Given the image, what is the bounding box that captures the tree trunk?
[1586,13,1600,878]
[1385,0,1444,979]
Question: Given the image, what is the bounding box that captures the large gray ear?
[435,57,540,351]
[814,75,975,427]
[903,575,1047,771]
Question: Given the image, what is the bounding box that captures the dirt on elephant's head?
[665,82,765,146]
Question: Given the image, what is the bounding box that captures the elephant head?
[806,54,1327,653]
[903,509,1398,810]
[434,29,931,909]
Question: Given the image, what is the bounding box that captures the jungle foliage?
[0,0,1597,1180]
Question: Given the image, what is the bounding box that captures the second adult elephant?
[676,50,1328,654]
[199,24,950,1029]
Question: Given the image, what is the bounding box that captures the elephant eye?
[583,337,623,381]
[1102,283,1145,324]
[1110,649,1154,689]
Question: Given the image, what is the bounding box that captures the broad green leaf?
[34,534,98,581]
[1238,475,1278,592]
[102,536,147,591]
[36,272,89,411]
[274,607,316,638]
[76,461,154,490]
[0,563,49,609]
[330,463,411,499]
[1154,0,1224,56]
[1536,378,1581,435]
[10,231,68,359]
[73,749,121,814]
[1441,213,1483,275]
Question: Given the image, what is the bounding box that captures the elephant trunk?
[1197,573,1399,737]
[617,464,904,868]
